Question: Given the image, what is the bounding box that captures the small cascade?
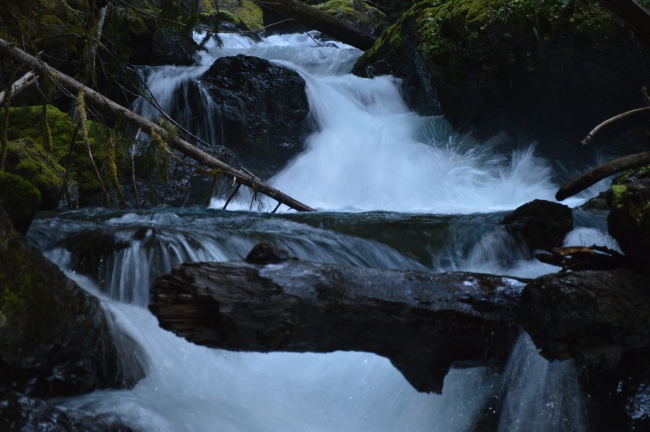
[496,334,587,432]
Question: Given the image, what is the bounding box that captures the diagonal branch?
[0,37,316,212]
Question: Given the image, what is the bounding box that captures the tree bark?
[0,37,315,212]
[256,0,378,50]
[0,71,38,105]
[149,253,524,393]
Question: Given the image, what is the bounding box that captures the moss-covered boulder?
[3,138,65,210]
[316,0,388,35]
[217,0,265,32]
[0,172,41,235]
[606,179,650,274]
[0,208,139,398]
[353,0,650,161]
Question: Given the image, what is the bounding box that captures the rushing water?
[26,31,617,431]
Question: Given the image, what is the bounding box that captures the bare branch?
[580,106,650,145]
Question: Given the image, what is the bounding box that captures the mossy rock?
[218,0,264,31]
[0,209,137,398]
[316,0,388,35]
[4,138,65,210]
[2,105,127,207]
[354,0,650,162]
[606,179,650,273]
[0,172,41,235]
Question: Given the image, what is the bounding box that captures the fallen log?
[0,37,315,212]
[149,245,525,393]
[256,0,378,50]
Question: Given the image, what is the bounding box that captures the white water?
[52,32,594,430]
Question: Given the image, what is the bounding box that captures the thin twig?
[581,106,650,145]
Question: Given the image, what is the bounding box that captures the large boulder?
[199,54,310,179]
[353,0,650,162]
[0,209,142,398]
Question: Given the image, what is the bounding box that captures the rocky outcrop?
[353,0,650,162]
[199,54,310,179]
[149,29,200,66]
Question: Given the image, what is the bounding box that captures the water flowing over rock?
[0,209,142,412]
[199,54,310,180]
[353,0,650,162]
[149,244,525,393]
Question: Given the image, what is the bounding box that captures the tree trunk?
[0,37,315,212]
[149,251,524,393]
[256,0,378,50]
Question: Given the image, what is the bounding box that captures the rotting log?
[256,0,377,50]
[149,247,525,393]
[0,37,316,212]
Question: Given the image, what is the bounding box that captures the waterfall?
[34,31,596,431]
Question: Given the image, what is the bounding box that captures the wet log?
[149,250,525,393]
[0,37,316,212]
[256,0,378,50]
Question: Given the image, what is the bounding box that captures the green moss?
[219,0,264,31]
[609,184,628,209]
[1,105,125,198]
[0,171,41,212]
[360,0,624,88]
[317,0,387,28]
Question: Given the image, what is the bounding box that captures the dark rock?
[0,209,143,399]
[500,199,573,254]
[520,269,650,366]
[353,1,650,163]
[199,54,310,180]
[149,29,200,66]
[245,242,291,264]
[0,172,41,235]
[606,179,650,273]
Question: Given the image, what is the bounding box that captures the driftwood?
[0,37,316,212]
[256,0,377,50]
[149,245,525,393]
[0,71,38,105]
[555,151,650,201]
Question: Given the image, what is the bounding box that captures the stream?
[26,31,619,431]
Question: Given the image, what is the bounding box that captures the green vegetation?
[359,0,623,87]
[317,0,387,31]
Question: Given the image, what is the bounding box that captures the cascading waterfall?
[31,31,608,431]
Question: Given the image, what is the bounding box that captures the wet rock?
[199,54,310,180]
[500,199,573,254]
[606,179,650,274]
